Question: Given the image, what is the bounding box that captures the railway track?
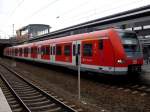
[0,63,80,112]
[0,78,27,112]
[96,80,150,96]
[116,83,150,96]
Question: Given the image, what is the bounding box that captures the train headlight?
[117,59,125,64]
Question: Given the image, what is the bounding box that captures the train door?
[45,45,50,60]
[31,47,33,58]
[50,45,52,62]
[28,47,31,58]
[97,38,115,72]
[50,44,56,63]
[72,41,81,66]
[37,45,41,60]
[19,48,21,57]
[72,41,76,65]
[98,39,104,66]
[34,47,38,59]
[24,47,28,58]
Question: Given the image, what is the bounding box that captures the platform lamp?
[78,51,81,100]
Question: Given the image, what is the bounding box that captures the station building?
[16,24,51,41]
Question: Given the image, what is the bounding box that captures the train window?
[27,48,29,54]
[32,48,35,54]
[56,46,62,55]
[39,47,41,54]
[31,48,33,54]
[24,48,28,54]
[41,47,44,55]
[73,45,76,56]
[24,48,27,54]
[35,47,38,54]
[19,48,22,54]
[99,40,103,49]
[64,45,71,56]
[26,48,28,54]
[23,48,24,54]
[45,46,50,55]
[15,49,18,55]
[12,49,15,55]
[37,48,40,54]
[31,47,37,54]
[83,43,93,56]
[12,49,14,55]
[28,48,30,53]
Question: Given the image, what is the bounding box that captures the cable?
[60,0,117,19]
[9,0,25,18]
[60,0,144,25]
[58,0,90,18]
[27,0,60,19]
[3,0,25,30]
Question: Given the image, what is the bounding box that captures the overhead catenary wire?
[3,0,25,36]
[59,0,145,27]
[67,0,142,22]
[26,0,61,19]
[1,0,148,38]
[57,0,90,19]
[58,1,102,19]
[8,0,25,18]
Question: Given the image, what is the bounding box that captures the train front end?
[116,29,143,75]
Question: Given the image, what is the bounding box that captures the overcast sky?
[0,0,150,38]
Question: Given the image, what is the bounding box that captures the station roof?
[17,24,51,31]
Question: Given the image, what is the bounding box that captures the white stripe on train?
[8,55,128,75]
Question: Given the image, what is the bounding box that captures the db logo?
[133,60,137,64]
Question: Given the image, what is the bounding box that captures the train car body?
[4,28,143,75]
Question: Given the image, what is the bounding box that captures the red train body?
[4,28,143,75]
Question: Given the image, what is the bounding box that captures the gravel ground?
[1,58,150,112]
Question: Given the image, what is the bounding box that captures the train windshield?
[118,31,142,57]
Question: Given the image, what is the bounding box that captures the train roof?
[8,28,135,48]
[33,28,110,46]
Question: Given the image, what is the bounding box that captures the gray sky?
[0,0,150,38]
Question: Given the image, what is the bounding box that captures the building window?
[83,43,92,56]
[56,46,62,55]
[64,45,71,56]
[134,26,142,30]
[125,28,132,31]
[143,25,150,29]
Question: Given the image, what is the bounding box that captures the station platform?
[0,88,12,112]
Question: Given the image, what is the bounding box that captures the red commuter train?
[4,28,143,75]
